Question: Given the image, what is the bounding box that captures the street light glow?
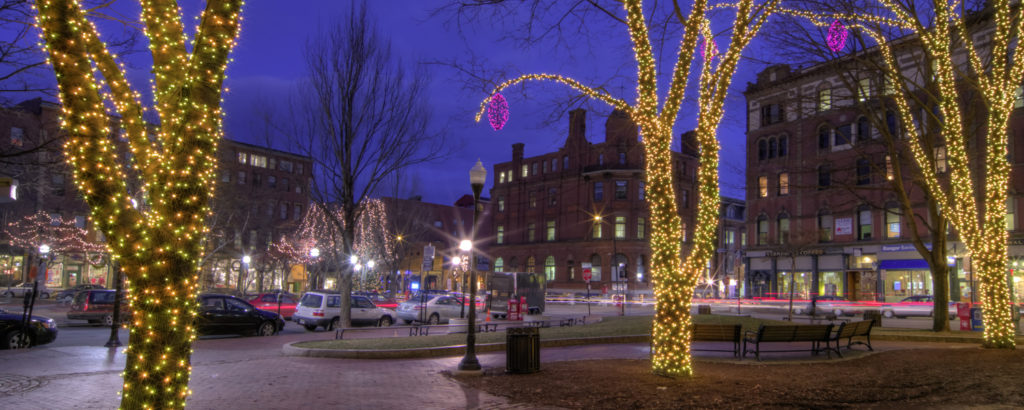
[459,239,472,252]
[452,256,462,265]
[367,260,375,269]
[242,255,251,264]
[350,255,359,265]
[309,248,320,258]
[39,244,50,255]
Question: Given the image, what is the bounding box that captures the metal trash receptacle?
[506,327,540,373]
[863,309,882,327]
[697,305,712,315]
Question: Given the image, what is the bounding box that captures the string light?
[474,0,778,377]
[34,0,244,407]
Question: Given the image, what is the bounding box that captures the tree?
[471,0,778,377]
[5,210,108,262]
[34,0,243,407]
[282,2,445,327]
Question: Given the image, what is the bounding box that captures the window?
[598,154,604,166]
[268,175,276,188]
[883,75,896,95]
[269,158,276,170]
[526,256,536,273]
[296,163,303,174]
[251,155,267,168]
[682,189,690,208]
[237,152,248,164]
[682,223,687,242]
[593,219,603,239]
[619,152,626,165]
[768,138,777,159]
[858,208,873,240]
[252,173,261,187]
[778,136,788,157]
[818,88,831,111]
[886,205,901,238]
[10,127,23,146]
[818,126,830,149]
[819,212,833,242]
[51,173,65,196]
[266,203,274,217]
[835,124,852,146]
[638,182,645,201]
[757,215,768,245]
[498,197,506,212]
[856,158,871,185]
[546,220,556,241]
[221,171,230,182]
[594,182,604,201]
[521,164,528,178]
[857,116,871,140]
[1015,86,1024,108]
[279,160,292,172]
[741,232,747,246]
[532,162,539,176]
[758,176,768,197]
[857,78,871,102]
[563,155,568,169]
[529,191,537,208]
[886,110,899,138]
[885,155,894,180]
[75,215,86,228]
[280,204,288,220]
[778,173,789,196]
[527,223,536,242]
[548,188,557,206]
[237,171,246,184]
[637,217,646,239]
[499,171,506,184]
[544,256,556,281]
[934,146,947,173]
[817,165,831,189]
[777,213,790,244]
[590,254,603,281]
[497,226,505,244]
[758,140,767,160]
[615,216,626,239]
[543,161,547,173]
[293,205,302,221]
[760,103,784,126]
[494,257,504,272]
[1009,197,1017,230]
[725,230,735,245]
[614,181,627,200]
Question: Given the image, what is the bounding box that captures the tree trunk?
[975,251,1017,348]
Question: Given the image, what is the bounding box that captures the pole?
[611,217,623,316]
[105,262,123,348]
[458,179,483,371]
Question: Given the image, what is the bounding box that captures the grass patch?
[295,315,793,350]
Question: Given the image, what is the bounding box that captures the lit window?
[819,213,833,242]
[778,173,789,196]
[528,223,536,242]
[544,256,556,281]
[934,146,947,173]
[499,171,506,184]
[818,88,831,111]
[1008,197,1016,231]
[725,230,735,245]
[886,206,901,238]
[497,226,504,244]
[857,78,871,102]
[637,217,646,239]
[886,155,894,180]
[593,220,603,239]
[778,214,790,244]
[546,220,556,241]
[757,216,768,245]
[237,152,247,164]
[615,216,625,239]
[858,208,873,240]
[758,176,768,198]
[1015,86,1024,108]
[522,164,528,178]
[498,197,505,212]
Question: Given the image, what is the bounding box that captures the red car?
[365,294,398,310]
[249,293,298,319]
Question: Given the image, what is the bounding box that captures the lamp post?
[453,255,465,318]
[105,261,123,348]
[308,247,319,290]
[366,260,375,292]
[23,244,49,332]
[595,215,624,316]
[458,160,486,372]
[241,255,251,293]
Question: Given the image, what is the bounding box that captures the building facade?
[743,58,1024,303]
[710,197,746,298]
[488,109,699,297]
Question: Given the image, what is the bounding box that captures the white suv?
[293,292,396,331]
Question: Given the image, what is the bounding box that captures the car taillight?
[313,310,324,317]
[413,305,423,310]
[83,300,89,311]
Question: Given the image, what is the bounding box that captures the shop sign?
[834,217,853,235]
[881,243,932,252]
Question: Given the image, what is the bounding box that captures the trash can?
[697,305,712,315]
[863,309,882,327]
[506,327,540,374]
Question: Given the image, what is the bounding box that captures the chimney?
[569,109,586,142]
[512,143,524,163]
[605,109,638,144]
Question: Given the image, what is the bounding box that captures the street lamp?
[458,160,486,373]
[308,247,319,290]
[241,255,251,293]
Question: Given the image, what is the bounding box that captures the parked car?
[364,294,398,310]
[882,295,957,318]
[56,284,105,304]
[248,293,298,319]
[67,289,131,326]
[0,308,58,349]
[795,295,857,316]
[2,282,51,299]
[196,294,284,337]
[397,294,469,324]
[292,292,397,331]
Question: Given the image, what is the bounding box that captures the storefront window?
[819,271,843,297]
[884,270,932,302]
[0,255,23,285]
[777,271,811,300]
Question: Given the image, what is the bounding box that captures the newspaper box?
[956,302,972,331]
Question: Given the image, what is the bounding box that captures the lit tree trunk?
[35,0,242,407]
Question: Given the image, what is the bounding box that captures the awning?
[879,259,930,270]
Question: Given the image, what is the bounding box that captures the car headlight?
[40,319,57,329]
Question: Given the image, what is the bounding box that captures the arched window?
[757,214,769,245]
[857,116,871,140]
[858,205,873,240]
[509,256,518,271]
[777,213,790,244]
[818,209,833,242]
[885,202,901,239]
[885,110,899,137]
[526,256,536,273]
[493,257,504,272]
[613,254,628,281]
[758,139,767,160]
[590,254,603,281]
[778,135,788,157]
[768,138,777,159]
[818,125,831,149]
[544,256,556,281]
[637,255,647,282]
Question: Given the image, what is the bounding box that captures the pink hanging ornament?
[826,20,848,52]
[487,93,510,130]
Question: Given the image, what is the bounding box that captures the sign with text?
[581,262,592,282]
[834,217,853,236]
[422,244,435,271]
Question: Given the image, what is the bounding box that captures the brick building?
[743,57,1024,303]
[488,108,699,297]
[710,196,746,298]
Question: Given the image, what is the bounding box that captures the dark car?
[57,284,105,304]
[67,289,131,326]
[0,308,58,349]
[197,294,284,337]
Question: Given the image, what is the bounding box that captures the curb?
[282,334,650,359]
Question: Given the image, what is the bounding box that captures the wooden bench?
[743,324,835,361]
[833,320,874,353]
[692,323,742,358]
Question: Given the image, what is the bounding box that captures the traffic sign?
[581,263,592,282]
